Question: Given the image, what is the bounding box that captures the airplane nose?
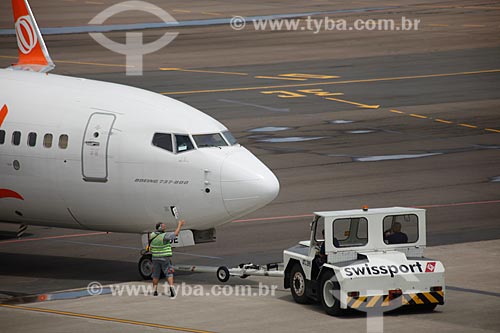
[220,149,280,217]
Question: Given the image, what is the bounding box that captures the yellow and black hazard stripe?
[347,291,444,310]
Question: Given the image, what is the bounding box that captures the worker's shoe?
[153,290,158,296]
[169,286,176,298]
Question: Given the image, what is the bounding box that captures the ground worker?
[150,219,185,297]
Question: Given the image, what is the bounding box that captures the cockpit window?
[193,133,228,148]
[175,134,195,153]
[152,133,173,152]
[222,131,238,145]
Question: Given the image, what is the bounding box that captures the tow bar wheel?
[217,266,230,283]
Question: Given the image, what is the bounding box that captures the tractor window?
[175,134,195,153]
[332,218,368,248]
[383,214,419,244]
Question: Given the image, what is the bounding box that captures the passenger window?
[332,218,368,248]
[193,133,228,148]
[152,133,173,152]
[28,132,37,147]
[12,131,21,146]
[59,134,69,149]
[43,134,53,148]
[0,130,5,144]
[383,214,418,244]
[222,131,238,145]
[175,135,194,153]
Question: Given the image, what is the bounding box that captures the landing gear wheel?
[138,254,153,280]
[290,263,309,304]
[320,270,344,316]
[217,266,230,283]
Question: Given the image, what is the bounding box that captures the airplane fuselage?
[0,69,279,233]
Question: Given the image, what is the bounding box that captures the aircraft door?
[82,112,116,182]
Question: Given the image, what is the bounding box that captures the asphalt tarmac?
[0,0,499,331]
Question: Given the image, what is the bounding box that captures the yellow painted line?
[255,76,307,81]
[422,293,439,303]
[200,11,222,16]
[160,68,248,76]
[0,304,215,333]
[435,118,453,124]
[409,113,428,119]
[326,97,380,109]
[173,9,192,13]
[462,24,486,28]
[279,73,340,79]
[428,24,449,27]
[437,291,445,297]
[297,89,343,96]
[390,109,405,114]
[161,69,500,95]
[459,123,478,129]
[351,297,367,308]
[485,128,500,133]
[382,295,391,307]
[260,90,306,98]
[0,55,133,68]
[367,295,382,308]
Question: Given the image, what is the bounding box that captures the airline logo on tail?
[15,15,38,54]
[9,0,55,72]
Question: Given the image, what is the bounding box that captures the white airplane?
[0,0,279,275]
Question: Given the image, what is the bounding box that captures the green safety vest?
[149,232,173,258]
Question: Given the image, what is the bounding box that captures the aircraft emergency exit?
[0,0,280,249]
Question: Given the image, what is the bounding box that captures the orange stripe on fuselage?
[0,189,24,200]
[0,104,7,126]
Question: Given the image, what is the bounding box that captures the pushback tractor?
[283,207,445,316]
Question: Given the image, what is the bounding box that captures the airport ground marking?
[0,304,215,333]
[255,75,307,81]
[409,113,428,119]
[459,123,478,129]
[297,89,344,97]
[0,55,133,68]
[0,232,108,245]
[462,24,486,28]
[161,69,500,95]
[260,91,306,98]
[325,97,380,109]
[160,68,248,76]
[388,109,498,134]
[232,199,500,223]
[280,73,340,79]
[435,118,453,124]
[200,11,222,16]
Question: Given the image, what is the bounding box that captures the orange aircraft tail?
[10,0,55,72]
